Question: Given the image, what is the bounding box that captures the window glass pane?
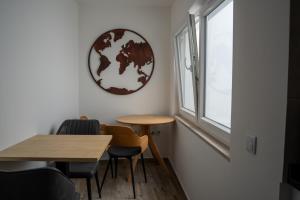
[204,0,233,128]
[177,27,195,112]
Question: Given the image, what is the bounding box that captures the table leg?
[141,125,169,174]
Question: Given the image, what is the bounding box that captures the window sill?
[175,115,231,161]
[180,107,196,117]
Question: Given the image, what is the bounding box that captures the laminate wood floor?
[72,159,187,200]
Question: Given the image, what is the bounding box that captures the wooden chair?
[100,124,148,199]
[80,115,89,120]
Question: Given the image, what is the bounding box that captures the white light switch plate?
[246,135,257,155]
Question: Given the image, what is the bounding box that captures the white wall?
[78,0,172,157]
[170,0,289,200]
[0,0,79,154]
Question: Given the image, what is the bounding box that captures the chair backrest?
[0,167,79,200]
[103,125,148,152]
[80,115,88,120]
[57,119,100,135]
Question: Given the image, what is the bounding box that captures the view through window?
[204,0,233,128]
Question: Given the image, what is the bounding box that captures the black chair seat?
[108,146,141,158]
[68,162,98,178]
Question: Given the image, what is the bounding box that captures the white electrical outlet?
[246,135,257,155]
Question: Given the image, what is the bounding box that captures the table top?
[0,134,112,162]
[117,114,175,126]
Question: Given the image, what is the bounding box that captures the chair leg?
[86,178,92,200]
[141,153,147,183]
[95,171,101,198]
[110,157,114,178]
[129,157,136,199]
[100,157,112,194]
[114,157,118,179]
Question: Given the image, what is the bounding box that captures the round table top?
[116,115,175,126]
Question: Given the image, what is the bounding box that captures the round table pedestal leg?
[141,125,169,174]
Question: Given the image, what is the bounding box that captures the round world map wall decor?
[88,29,155,95]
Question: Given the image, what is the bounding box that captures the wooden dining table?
[117,114,175,173]
[0,134,112,163]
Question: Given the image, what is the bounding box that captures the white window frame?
[175,0,233,146]
[174,20,198,122]
[198,0,233,145]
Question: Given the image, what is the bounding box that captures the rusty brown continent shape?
[94,29,127,76]
[94,29,125,52]
[113,29,126,42]
[94,32,112,52]
[97,55,111,76]
[116,40,153,75]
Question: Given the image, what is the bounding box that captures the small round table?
[116,115,175,173]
